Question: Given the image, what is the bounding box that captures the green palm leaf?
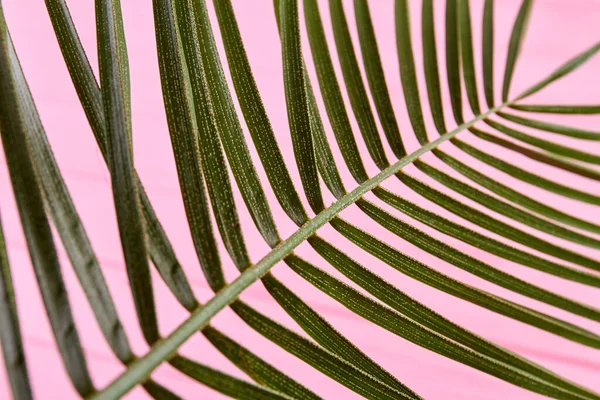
[1,0,600,399]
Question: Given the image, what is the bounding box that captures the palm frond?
[1,0,600,399]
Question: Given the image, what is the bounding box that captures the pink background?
[1,0,600,398]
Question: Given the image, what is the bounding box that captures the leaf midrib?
[89,98,514,400]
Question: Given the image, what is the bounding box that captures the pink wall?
[1,0,599,398]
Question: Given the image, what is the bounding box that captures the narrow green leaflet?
[517,42,600,101]
[212,0,308,226]
[44,0,106,153]
[458,0,481,114]
[285,252,596,400]
[331,217,600,348]
[395,0,429,144]
[373,186,600,287]
[263,273,420,399]
[191,0,281,248]
[6,26,134,364]
[0,215,32,400]
[139,188,198,311]
[203,326,322,400]
[445,0,464,123]
[502,0,532,101]
[468,128,600,182]
[308,235,600,399]
[303,0,369,183]
[0,7,93,394]
[399,172,600,271]
[499,111,600,140]
[231,300,411,400]
[173,0,250,271]
[276,0,349,201]
[511,104,600,114]
[415,158,600,248]
[280,0,324,213]
[44,0,198,312]
[482,0,495,107]
[354,0,407,158]
[432,147,600,234]
[277,0,348,201]
[141,382,183,400]
[421,0,448,133]
[307,78,348,200]
[357,199,600,323]
[329,0,390,168]
[170,356,293,400]
[461,127,600,202]
[153,0,225,290]
[96,0,159,344]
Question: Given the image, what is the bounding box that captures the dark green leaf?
[510,104,600,114]
[432,146,600,233]
[459,0,481,114]
[373,186,600,288]
[421,0,448,134]
[329,0,390,168]
[173,0,250,271]
[263,273,419,398]
[358,198,600,323]
[354,0,407,158]
[399,172,600,271]
[231,300,411,400]
[482,0,495,107]
[502,0,532,101]
[308,234,600,399]
[303,0,369,183]
[153,0,225,291]
[445,0,464,124]
[96,0,159,343]
[469,128,600,182]
[5,21,134,361]
[286,250,596,400]
[45,0,198,312]
[485,118,600,165]
[394,0,429,144]
[280,0,325,213]
[0,215,33,400]
[191,0,281,248]
[0,7,93,393]
[203,325,322,400]
[212,0,308,226]
[499,111,600,140]
[170,355,292,400]
[416,157,600,248]
[142,381,183,400]
[517,42,600,101]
